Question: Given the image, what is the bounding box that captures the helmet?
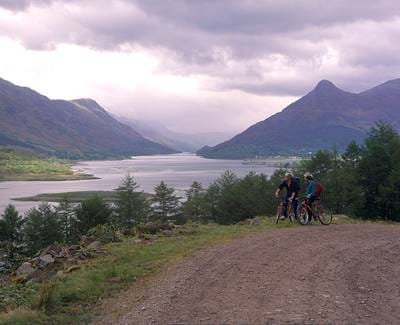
[284,172,293,177]
[304,172,313,179]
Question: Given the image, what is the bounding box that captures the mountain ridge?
[198,78,400,159]
[0,78,177,159]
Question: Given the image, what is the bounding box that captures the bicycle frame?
[275,197,296,223]
[299,198,332,225]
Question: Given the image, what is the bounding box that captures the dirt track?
[96,224,400,325]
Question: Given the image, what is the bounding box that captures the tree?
[152,181,180,222]
[204,170,278,224]
[115,174,149,227]
[204,170,240,224]
[357,122,400,218]
[75,196,112,234]
[342,140,362,169]
[57,197,79,244]
[183,181,207,222]
[23,203,63,255]
[296,149,334,181]
[0,205,24,260]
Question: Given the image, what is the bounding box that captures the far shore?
[0,172,98,182]
[12,190,152,203]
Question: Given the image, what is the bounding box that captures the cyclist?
[275,172,300,220]
[304,172,320,218]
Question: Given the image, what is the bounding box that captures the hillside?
[0,148,95,181]
[198,79,400,158]
[0,78,177,159]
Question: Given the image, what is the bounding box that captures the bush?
[136,222,173,235]
[86,224,123,244]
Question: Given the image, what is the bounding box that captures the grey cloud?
[134,0,400,34]
[2,0,400,98]
[0,0,54,10]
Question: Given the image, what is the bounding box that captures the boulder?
[87,241,102,250]
[40,243,63,257]
[38,254,55,267]
[16,262,36,276]
[250,217,262,226]
[161,229,175,237]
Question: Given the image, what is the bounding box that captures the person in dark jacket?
[275,172,300,219]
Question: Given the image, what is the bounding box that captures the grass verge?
[0,219,295,324]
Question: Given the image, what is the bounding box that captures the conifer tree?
[183,181,206,221]
[152,181,180,222]
[23,203,62,255]
[57,197,79,244]
[0,205,24,260]
[115,174,149,227]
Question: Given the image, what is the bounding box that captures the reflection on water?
[0,153,297,214]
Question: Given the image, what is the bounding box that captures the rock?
[16,262,36,276]
[66,265,81,273]
[87,241,102,250]
[69,245,81,251]
[55,247,69,258]
[40,243,63,257]
[80,236,93,246]
[38,254,55,267]
[250,217,262,226]
[12,274,27,283]
[161,229,175,237]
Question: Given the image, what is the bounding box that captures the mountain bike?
[298,199,332,225]
[275,198,296,224]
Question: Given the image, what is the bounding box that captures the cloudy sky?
[1,1,400,133]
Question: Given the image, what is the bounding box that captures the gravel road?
[95,224,400,325]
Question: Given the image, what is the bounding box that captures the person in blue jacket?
[304,172,319,218]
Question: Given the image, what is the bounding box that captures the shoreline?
[0,172,98,182]
[12,190,152,203]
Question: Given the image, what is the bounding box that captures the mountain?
[198,78,400,159]
[115,116,233,152]
[0,78,176,159]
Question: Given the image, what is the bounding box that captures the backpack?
[315,181,324,197]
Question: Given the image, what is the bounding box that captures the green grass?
[0,219,295,324]
[0,148,96,181]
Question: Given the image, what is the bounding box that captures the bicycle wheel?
[275,204,283,224]
[316,205,332,225]
[298,206,309,225]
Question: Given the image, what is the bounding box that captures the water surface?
[0,154,295,213]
